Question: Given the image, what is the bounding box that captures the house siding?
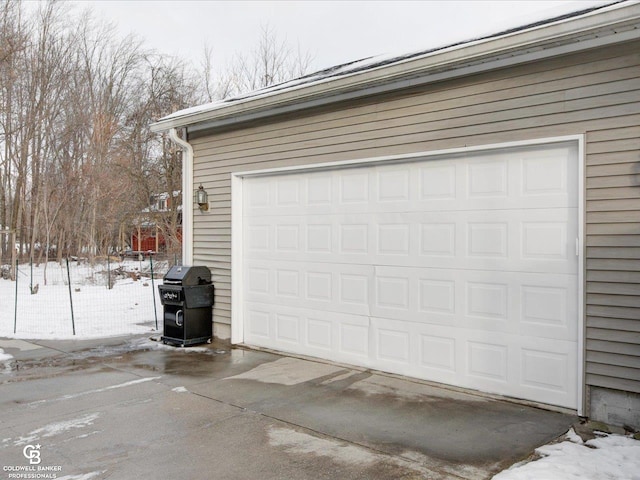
[190,39,640,404]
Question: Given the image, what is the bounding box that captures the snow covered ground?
[0,347,11,361]
[0,260,165,339]
[493,428,640,480]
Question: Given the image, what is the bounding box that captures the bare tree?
[0,1,315,271]
[118,54,202,260]
[222,24,314,97]
[200,42,232,102]
[0,1,72,262]
[0,0,29,273]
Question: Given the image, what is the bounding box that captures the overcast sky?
[69,0,612,72]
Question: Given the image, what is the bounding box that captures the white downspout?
[168,128,194,265]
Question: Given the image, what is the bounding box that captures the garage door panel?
[246,305,272,340]
[244,304,578,408]
[461,332,577,408]
[275,311,301,345]
[245,304,378,368]
[369,266,577,341]
[244,211,577,275]
[245,303,331,361]
[518,336,578,406]
[245,260,374,316]
[243,146,577,219]
[246,259,578,342]
[418,332,458,376]
[370,318,577,408]
[241,142,580,409]
[520,348,570,394]
[466,339,509,384]
[520,281,578,341]
[244,185,578,216]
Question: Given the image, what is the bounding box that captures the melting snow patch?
[172,386,189,393]
[28,376,161,407]
[564,428,584,445]
[0,348,13,362]
[14,413,100,446]
[150,341,211,353]
[492,428,640,480]
[60,376,161,399]
[0,348,12,374]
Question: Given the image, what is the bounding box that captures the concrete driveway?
[0,336,576,479]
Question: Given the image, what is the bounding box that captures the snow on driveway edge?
[493,428,640,480]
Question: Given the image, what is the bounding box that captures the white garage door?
[238,141,580,409]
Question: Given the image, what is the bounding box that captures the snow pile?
[493,428,640,480]
[0,347,12,362]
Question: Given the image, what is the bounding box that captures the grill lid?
[163,265,212,286]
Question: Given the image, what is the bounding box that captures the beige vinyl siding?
[585,122,640,394]
[191,39,640,395]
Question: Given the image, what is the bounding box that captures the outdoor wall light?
[195,185,209,212]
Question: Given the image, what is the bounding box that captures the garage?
[235,139,581,409]
[151,2,640,429]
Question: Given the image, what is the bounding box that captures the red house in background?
[131,224,180,253]
[130,191,182,254]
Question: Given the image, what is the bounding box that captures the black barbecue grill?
[159,265,214,347]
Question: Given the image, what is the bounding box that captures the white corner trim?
[577,133,586,417]
[230,174,244,344]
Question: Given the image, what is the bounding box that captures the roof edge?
[150,1,640,134]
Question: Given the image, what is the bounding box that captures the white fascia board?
[150,2,640,134]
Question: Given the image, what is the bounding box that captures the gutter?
[150,1,640,135]
[168,128,194,265]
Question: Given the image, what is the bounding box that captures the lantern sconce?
[195,184,209,212]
